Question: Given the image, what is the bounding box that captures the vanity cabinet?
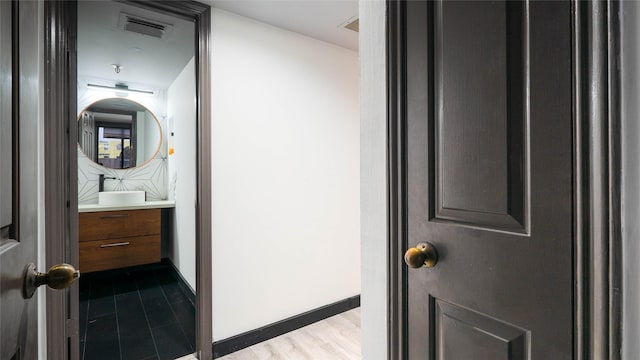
[79,208,161,273]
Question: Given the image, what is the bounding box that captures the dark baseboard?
[164,258,196,306]
[212,295,361,358]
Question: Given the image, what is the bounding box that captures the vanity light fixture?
[86,83,154,96]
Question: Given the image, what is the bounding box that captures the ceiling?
[204,0,359,51]
[87,98,148,113]
[77,1,195,91]
[77,1,358,92]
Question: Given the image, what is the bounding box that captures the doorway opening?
[75,2,197,359]
[44,0,211,359]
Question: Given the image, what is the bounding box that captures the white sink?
[98,191,146,206]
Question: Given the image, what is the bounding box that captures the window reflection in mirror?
[78,98,161,169]
[98,125,131,168]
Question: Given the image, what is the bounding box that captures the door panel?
[0,1,41,359]
[433,1,527,232]
[404,1,572,359]
[79,112,96,162]
[0,0,11,230]
[434,298,528,360]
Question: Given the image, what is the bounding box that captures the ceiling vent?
[343,18,359,33]
[119,13,172,39]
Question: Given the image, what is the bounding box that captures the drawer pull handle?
[100,242,130,248]
[100,214,129,219]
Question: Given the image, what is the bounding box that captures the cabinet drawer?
[79,235,160,273]
[79,209,161,242]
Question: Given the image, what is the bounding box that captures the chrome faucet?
[99,174,116,192]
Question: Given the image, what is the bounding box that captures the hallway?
[218,308,361,360]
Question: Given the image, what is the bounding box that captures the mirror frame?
[77,97,164,170]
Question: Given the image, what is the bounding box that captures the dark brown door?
[401,1,573,358]
[0,1,41,359]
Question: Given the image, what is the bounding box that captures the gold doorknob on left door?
[22,263,80,299]
[404,242,438,268]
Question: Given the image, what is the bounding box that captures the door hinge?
[66,318,78,337]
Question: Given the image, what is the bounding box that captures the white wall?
[136,110,146,165]
[144,110,160,164]
[359,1,387,359]
[167,57,197,290]
[621,3,640,359]
[211,9,361,340]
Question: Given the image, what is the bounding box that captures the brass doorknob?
[22,263,80,299]
[404,242,438,268]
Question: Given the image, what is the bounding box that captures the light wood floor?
[218,308,362,360]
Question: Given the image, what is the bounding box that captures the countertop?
[78,200,175,213]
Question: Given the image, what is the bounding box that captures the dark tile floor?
[79,263,196,360]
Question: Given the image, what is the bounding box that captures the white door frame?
[359,1,389,359]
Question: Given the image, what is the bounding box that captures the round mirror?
[78,98,162,169]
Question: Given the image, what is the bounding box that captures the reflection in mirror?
[78,98,161,169]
